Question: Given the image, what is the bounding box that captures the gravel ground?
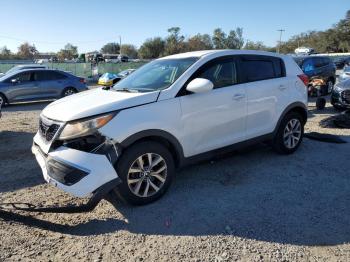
[0,98,350,262]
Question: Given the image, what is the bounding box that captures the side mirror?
[11,78,18,84]
[186,78,214,94]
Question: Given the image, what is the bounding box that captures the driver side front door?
[179,56,247,157]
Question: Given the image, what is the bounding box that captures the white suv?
[32,50,308,205]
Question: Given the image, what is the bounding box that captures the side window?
[50,71,67,80]
[34,71,66,81]
[196,59,237,89]
[241,59,275,82]
[14,72,32,82]
[33,71,50,81]
[302,59,314,72]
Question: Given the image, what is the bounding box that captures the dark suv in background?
[294,56,336,94]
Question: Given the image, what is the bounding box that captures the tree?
[138,37,165,59]
[17,42,38,59]
[163,27,186,55]
[212,28,227,49]
[244,40,269,51]
[57,43,78,60]
[120,44,138,58]
[0,46,11,59]
[101,42,120,54]
[186,34,213,51]
[226,28,244,49]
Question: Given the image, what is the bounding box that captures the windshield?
[113,57,198,92]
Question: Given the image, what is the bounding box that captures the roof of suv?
[160,49,285,59]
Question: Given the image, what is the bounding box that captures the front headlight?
[58,113,115,140]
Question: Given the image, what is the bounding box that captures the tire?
[112,141,175,205]
[0,93,7,107]
[61,87,77,98]
[273,112,304,154]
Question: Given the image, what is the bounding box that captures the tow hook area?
[0,179,121,213]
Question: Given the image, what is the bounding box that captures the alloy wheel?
[64,89,76,97]
[283,119,302,149]
[127,153,167,197]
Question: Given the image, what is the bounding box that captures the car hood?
[42,87,159,122]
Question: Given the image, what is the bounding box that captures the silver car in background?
[0,69,88,106]
[339,66,350,82]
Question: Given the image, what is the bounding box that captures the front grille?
[39,117,60,142]
[341,90,350,104]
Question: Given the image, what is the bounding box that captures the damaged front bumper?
[32,132,121,198]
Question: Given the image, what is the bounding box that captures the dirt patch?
[1,101,350,261]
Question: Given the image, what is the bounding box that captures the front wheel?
[112,141,175,205]
[273,112,304,154]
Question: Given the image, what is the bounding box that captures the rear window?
[241,55,285,82]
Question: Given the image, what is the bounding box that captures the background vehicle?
[339,66,350,82]
[32,50,308,206]
[103,54,120,63]
[0,69,87,105]
[331,78,350,110]
[334,56,350,70]
[295,47,316,55]
[0,64,48,77]
[118,55,129,62]
[98,69,136,86]
[293,56,336,94]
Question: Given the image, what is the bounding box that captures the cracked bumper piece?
[32,142,120,198]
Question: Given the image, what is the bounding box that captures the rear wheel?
[61,87,77,97]
[112,141,175,205]
[273,112,304,154]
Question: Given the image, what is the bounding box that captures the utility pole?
[119,35,122,56]
[277,29,285,53]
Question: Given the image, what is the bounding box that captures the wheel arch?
[120,129,185,168]
[274,102,308,136]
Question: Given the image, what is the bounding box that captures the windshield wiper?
[114,88,139,93]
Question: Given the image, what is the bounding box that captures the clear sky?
[0,0,348,53]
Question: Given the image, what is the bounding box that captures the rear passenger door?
[239,55,288,139]
[34,71,67,98]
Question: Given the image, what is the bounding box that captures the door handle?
[232,94,245,100]
[278,85,287,90]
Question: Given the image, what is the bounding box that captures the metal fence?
[0,61,148,78]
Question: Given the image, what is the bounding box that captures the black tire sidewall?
[273,112,304,154]
[114,141,175,205]
[0,93,7,107]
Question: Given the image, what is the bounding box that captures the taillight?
[298,74,309,86]
[79,78,86,84]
